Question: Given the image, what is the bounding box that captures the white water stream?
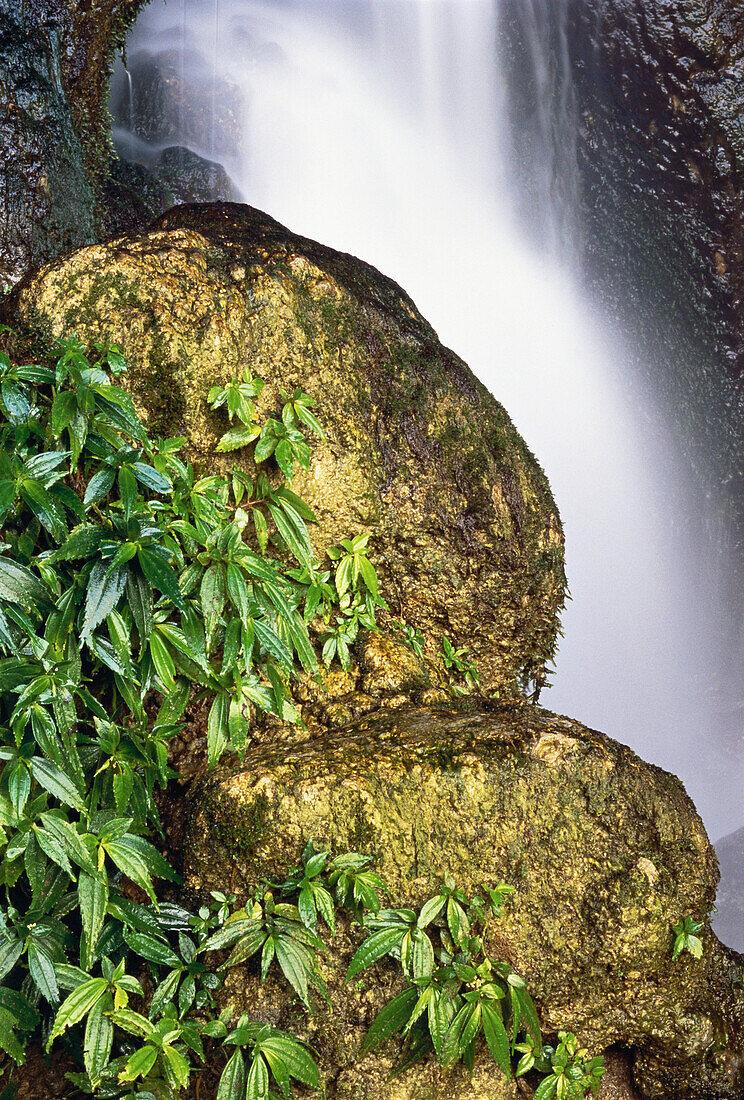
[113,0,744,932]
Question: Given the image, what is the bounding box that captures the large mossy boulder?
[186,703,744,1100]
[5,202,565,697]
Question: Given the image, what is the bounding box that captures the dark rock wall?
[0,0,147,287]
[501,0,744,510]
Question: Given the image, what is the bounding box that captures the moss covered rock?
[5,202,565,697]
[186,702,744,1100]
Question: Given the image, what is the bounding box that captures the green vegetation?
[671,916,704,961]
[515,1031,605,1099]
[440,636,480,696]
[0,333,602,1097]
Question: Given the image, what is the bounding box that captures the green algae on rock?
[185,702,744,1100]
[4,202,565,698]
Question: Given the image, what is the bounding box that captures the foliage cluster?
[671,916,704,961]
[0,334,602,1098]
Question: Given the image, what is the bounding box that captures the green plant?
[671,916,704,960]
[515,1031,605,1099]
[345,877,539,1078]
[391,620,425,660]
[440,636,480,695]
[0,333,599,1099]
[216,1017,320,1100]
[0,334,388,1096]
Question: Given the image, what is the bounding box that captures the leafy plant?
[0,333,596,1100]
[440,636,480,695]
[516,1031,605,1099]
[0,334,387,1096]
[215,1017,320,1100]
[671,916,704,961]
[346,877,540,1077]
[391,620,425,660]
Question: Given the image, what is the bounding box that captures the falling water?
[112,0,744,943]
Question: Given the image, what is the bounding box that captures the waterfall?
[113,0,744,944]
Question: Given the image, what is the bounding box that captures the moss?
[3,203,566,702]
[185,701,744,1098]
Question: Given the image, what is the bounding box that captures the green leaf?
[138,547,185,612]
[533,1077,558,1100]
[513,983,541,1048]
[94,389,145,441]
[201,564,226,636]
[29,758,85,811]
[246,1051,270,1100]
[84,466,116,507]
[362,987,419,1053]
[126,568,153,645]
[346,926,407,980]
[358,554,379,599]
[267,503,312,569]
[84,993,114,1086]
[148,968,180,1020]
[33,825,74,879]
[119,1043,158,1083]
[149,630,176,693]
[0,940,23,984]
[207,692,229,768]
[0,557,51,612]
[482,1003,511,1077]
[417,895,445,929]
[81,561,127,640]
[217,1048,246,1100]
[19,481,67,541]
[216,426,261,453]
[2,379,31,423]
[7,760,30,816]
[103,841,156,903]
[254,620,294,669]
[51,390,77,437]
[226,563,252,621]
[27,941,59,1005]
[79,873,108,970]
[124,932,180,968]
[262,1035,319,1089]
[163,1044,190,1089]
[110,833,179,883]
[221,925,269,970]
[132,462,171,494]
[39,813,97,876]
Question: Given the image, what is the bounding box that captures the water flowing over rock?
[186,702,744,1100]
[503,0,744,504]
[4,202,565,699]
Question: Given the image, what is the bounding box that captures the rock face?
[5,202,565,698]
[101,148,241,241]
[186,702,744,1100]
[0,5,96,289]
[501,0,744,506]
[0,0,147,286]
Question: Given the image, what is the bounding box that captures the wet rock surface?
[501,0,744,505]
[186,702,744,1099]
[4,201,566,699]
[0,6,95,287]
[0,0,147,286]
